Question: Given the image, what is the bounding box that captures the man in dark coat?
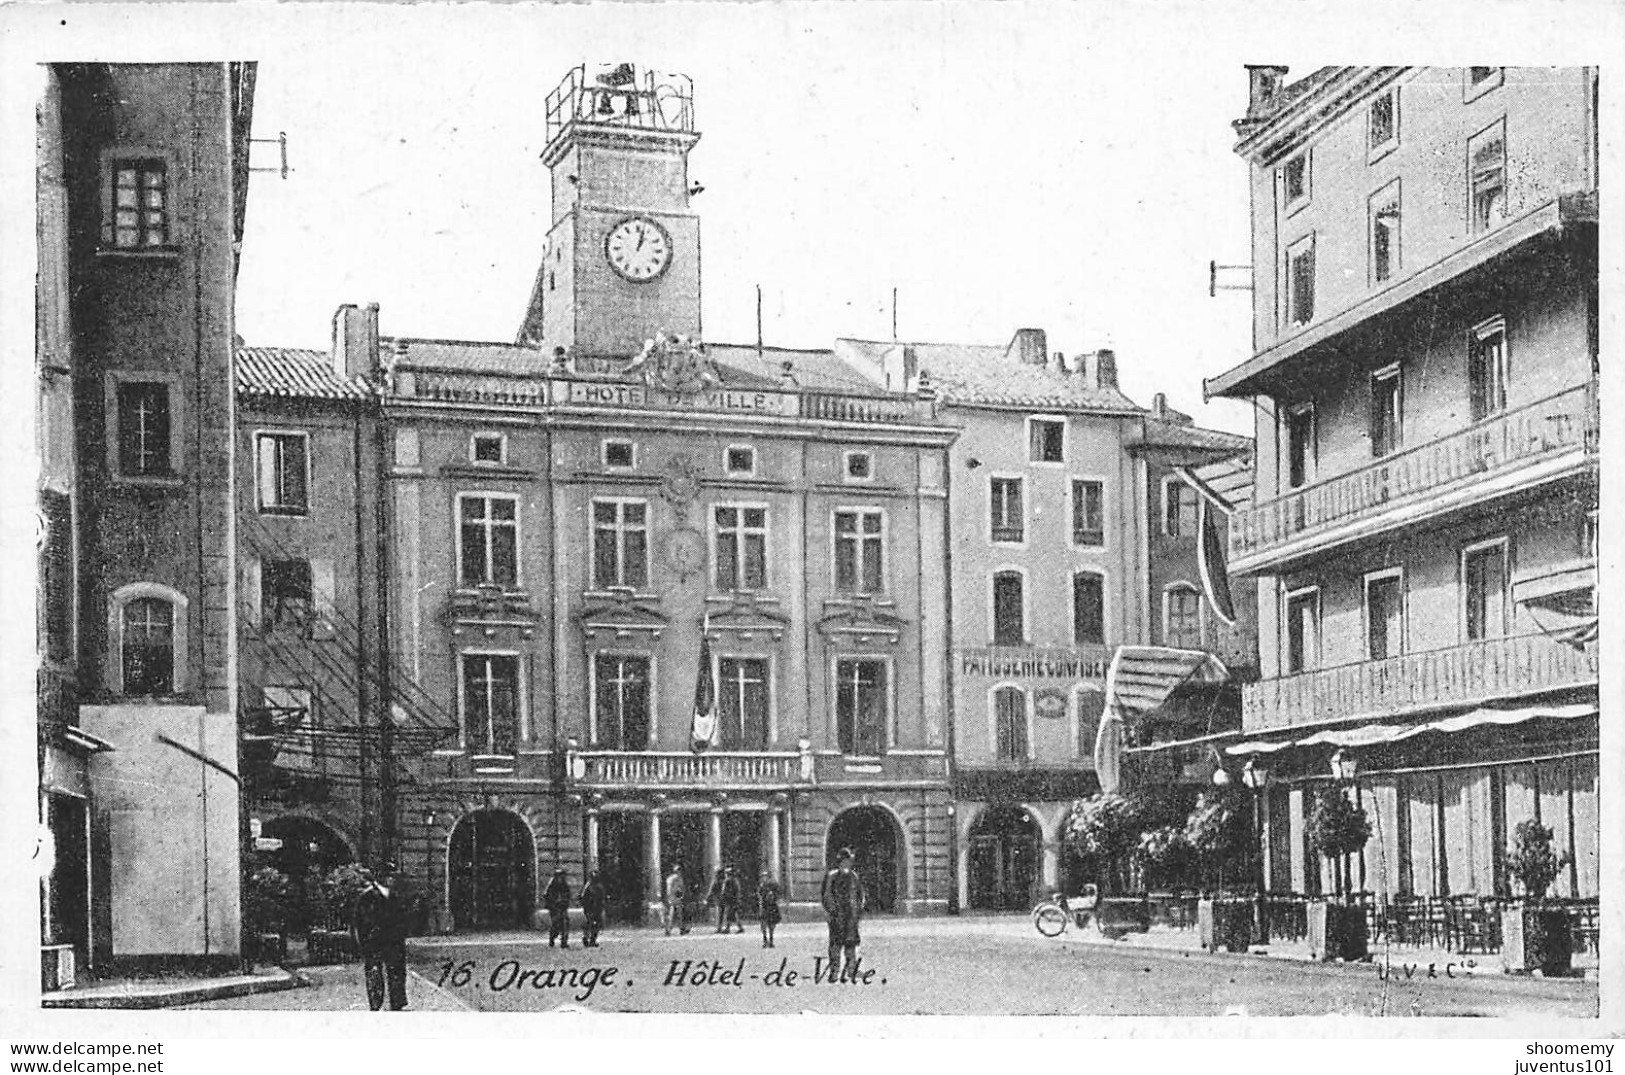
[579,870,607,948]
[718,865,745,934]
[757,870,783,949]
[542,867,572,948]
[820,847,866,981]
[351,861,414,1011]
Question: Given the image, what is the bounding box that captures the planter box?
[1307,901,1369,963]
[1095,896,1151,939]
[1501,906,1573,976]
[1197,898,1254,953]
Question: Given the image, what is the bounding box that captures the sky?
[221,3,1306,435]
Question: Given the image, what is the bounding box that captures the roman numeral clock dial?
[604,215,673,282]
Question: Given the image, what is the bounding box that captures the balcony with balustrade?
[1229,382,1598,576]
[1242,631,1599,732]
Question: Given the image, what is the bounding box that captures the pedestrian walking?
[580,870,607,948]
[706,867,726,933]
[543,867,572,948]
[820,847,866,981]
[350,860,415,1011]
[718,865,745,934]
[662,864,689,936]
[757,870,782,948]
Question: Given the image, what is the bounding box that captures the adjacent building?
[1207,67,1599,901]
[36,63,258,980]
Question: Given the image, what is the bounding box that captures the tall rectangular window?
[256,432,309,515]
[1029,418,1065,463]
[992,572,1024,645]
[1464,542,1509,642]
[1366,573,1404,660]
[714,506,768,591]
[834,509,884,593]
[1073,572,1105,646]
[593,654,650,750]
[990,478,1024,543]
[108,159,169,249]
[1469,121,1507,233]
[1370,367,1402,458]
[40,491,74,662]
[121,597,175,696]
[1469,318,1508,421]
[835,658,887,756]
[459,494,519,588]
[1072,479,1104,546]
[592,499,648,589]
[1165,586,1202,649]
[116,382,172,478]
[1287,235,1316,328]
[1368,89,1398,156]
[1287,405,1315,489]
[717,657,769,749]
[1285,588,1320,674]
[1163,479,1197,538]
[994,687,1028,763]
[1283,153,1310,209]
[1370,183,1401,285]
[461,654,519,755]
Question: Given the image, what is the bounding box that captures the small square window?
[116,381,173,478]
[603,440,636,469]
[1466,67,1504,99]
[262,559,314,631]
[472,434,506,465]
[844,451,873,481]
[1283,153,1310,209]
[725,446,756,476]
[1029,418,1065,463]
[257,432,309,515]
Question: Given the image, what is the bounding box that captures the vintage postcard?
[3,0,1620,1059]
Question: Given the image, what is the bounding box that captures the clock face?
[604,216,672,282]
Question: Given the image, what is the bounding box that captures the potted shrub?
[1501,820,1574,976]
[1185,791,1254,952]
[1304,787,1372,962]
[309,862,370,963]
[1063,794,1150,938]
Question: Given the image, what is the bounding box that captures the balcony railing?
[1230,382,1597,572]
[799,391,934,424]
[1242,632,1599,732]
[397,369,548,407]
[571,749,812,789]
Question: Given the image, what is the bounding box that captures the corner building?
[1208,67,1598,901]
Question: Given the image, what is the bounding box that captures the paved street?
[350,917,1595,1019]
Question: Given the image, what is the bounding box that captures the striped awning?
[1106,646,1230,716]
[1225,702,1598,756]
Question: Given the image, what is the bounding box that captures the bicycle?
[1033,884,1099,938]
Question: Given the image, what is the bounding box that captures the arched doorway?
[968,805,1039,911]
[827,806,902,914]
[261,816,353,934]
[449,810,535,931]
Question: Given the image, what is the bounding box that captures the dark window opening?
[262,558,313,630]
[463,654,519,755]
[1029,419,1064,463]
[1072,480,1104,546]
[593,654,649,750]
[835,659,887,756]
[994,687,1028,762]
[718,657,769,749]
[122,597,174,696]
[992,571,1024,645]
[116,382,171,477]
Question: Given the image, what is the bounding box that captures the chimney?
[1051,351,1068,374]
[332,303,380,380]
[1246,65,1290,119]
[1153,392,1168,419]
[1094,349,1118,390]
[1006,328,1048,367]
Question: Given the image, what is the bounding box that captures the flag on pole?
[1177,465,1238,627]
[691,632,717,752]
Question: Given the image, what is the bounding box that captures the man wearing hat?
[351,861,413,1011]
[542,867,573,948]
[820,847,866,981]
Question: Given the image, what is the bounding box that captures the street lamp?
[1241,759,1270,945]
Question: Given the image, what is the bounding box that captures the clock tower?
[520,65,702,359]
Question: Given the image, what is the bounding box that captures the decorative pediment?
[449,586,539,639]
[579,589,668,643]
[706,592,792,642]
[816,594,906,645]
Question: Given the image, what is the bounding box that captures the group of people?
[661,863,784,947]
[346,846,871,1011]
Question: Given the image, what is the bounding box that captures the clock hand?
[636,226,646,252]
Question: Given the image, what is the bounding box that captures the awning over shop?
[1095,646,1230,793]
[1224,702,1598,757]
